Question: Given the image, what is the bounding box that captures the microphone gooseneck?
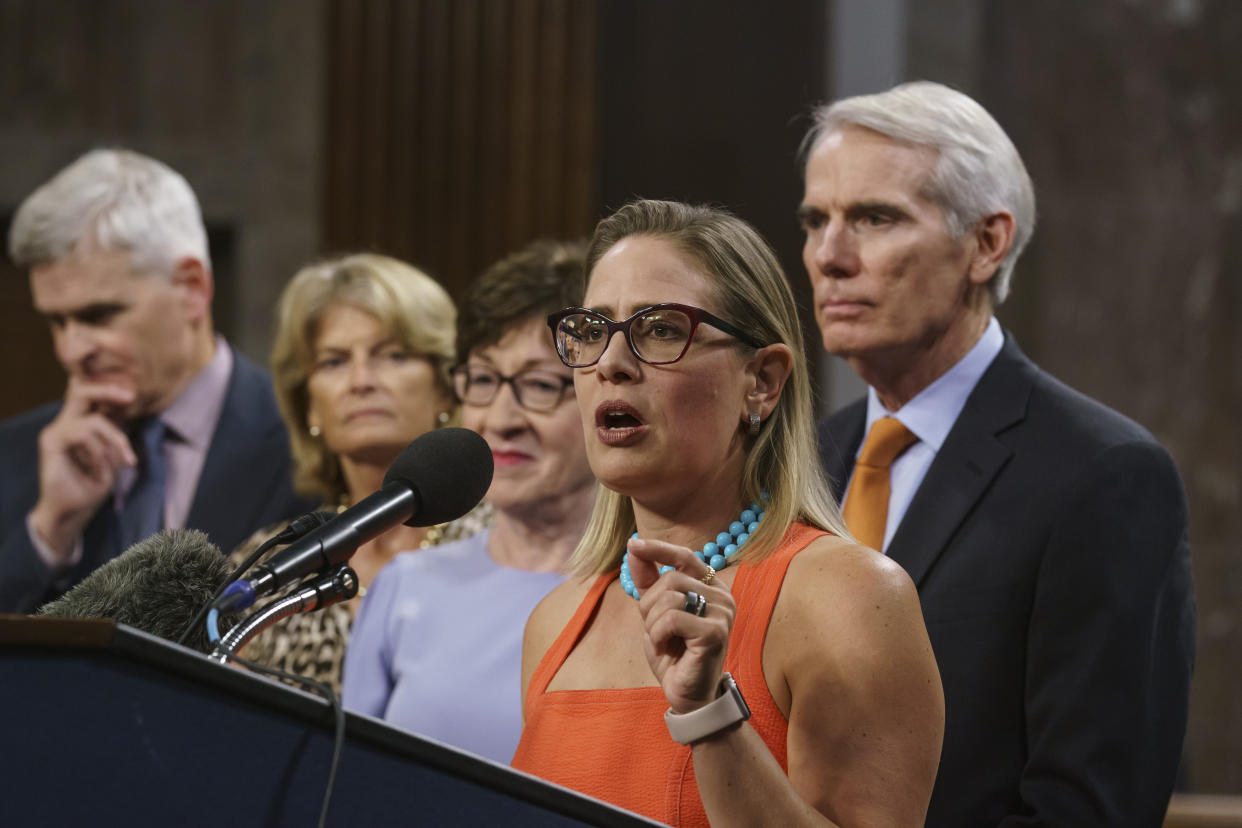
[176,508,338,646]
[210,565,359,660]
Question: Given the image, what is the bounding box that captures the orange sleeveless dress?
[511,523,826,827]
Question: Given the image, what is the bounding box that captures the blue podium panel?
[0,617,660,828]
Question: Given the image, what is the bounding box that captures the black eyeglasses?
[452,365,574,412]
[546,303,764,368]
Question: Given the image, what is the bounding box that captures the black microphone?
[271,509,340,545]
[219,427,493,609]
[38,529,238,654]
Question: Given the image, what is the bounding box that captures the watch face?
[723,673,751,721]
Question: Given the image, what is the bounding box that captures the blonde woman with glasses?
[512,201,943,828]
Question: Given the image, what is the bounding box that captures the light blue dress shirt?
[852,317,1005,552]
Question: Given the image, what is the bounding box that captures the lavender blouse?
[342,531,565,763]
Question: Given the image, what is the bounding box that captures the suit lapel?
[78,496,122,576]
[819,399,866,503]
[886,336,1035,586]
[185,355,278,539]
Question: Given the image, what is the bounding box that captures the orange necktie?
[842,417,918,551]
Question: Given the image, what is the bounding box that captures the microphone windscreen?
[38,529,237,654]
[383,427,495,527]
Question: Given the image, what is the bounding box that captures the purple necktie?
[117,417,167,552]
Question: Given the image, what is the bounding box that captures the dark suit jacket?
[819,334,1194,828]
[0,350,317,613]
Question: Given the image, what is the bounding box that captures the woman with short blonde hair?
[270,253,457,506]
[233,252,469,692]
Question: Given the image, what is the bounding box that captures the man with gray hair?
[801,82,1193,826]
[0,148,312,613]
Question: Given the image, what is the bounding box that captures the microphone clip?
[209,565,360,664]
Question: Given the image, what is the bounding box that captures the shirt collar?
[159,336,233,448]
[863,317,1004,452]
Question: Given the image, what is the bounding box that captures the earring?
[309,425,321,438]
[437,411,450,425]
[747,412,761,436]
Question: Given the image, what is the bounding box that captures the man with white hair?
[0,148,312,613]
[801,82,1194,826]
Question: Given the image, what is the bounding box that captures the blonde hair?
[270,253,457,503]
[568,200,850,577]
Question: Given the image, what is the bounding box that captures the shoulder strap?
[526,570,617,699]
[727,524,827,685]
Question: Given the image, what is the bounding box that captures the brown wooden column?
[321,0,600,299]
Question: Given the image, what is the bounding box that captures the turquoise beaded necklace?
[619,502,765,600]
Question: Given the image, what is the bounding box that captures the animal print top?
[226,501,494,694]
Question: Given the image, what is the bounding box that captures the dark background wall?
[321,0,599,301]
[0,0,1237,794]
[597,0,830,405]
[975,0,1242,793]
[0,0,324,406]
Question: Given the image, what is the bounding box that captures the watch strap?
[664,672,751,745]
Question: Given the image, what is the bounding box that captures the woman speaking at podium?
[512,201,944,827]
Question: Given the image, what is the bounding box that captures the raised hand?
[626,537,737,714]
[28,377,137,563]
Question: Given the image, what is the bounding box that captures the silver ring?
[683,590,707,616]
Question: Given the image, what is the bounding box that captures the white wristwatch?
[664,672,751,745]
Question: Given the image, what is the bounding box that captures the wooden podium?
[0,616,660,827]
